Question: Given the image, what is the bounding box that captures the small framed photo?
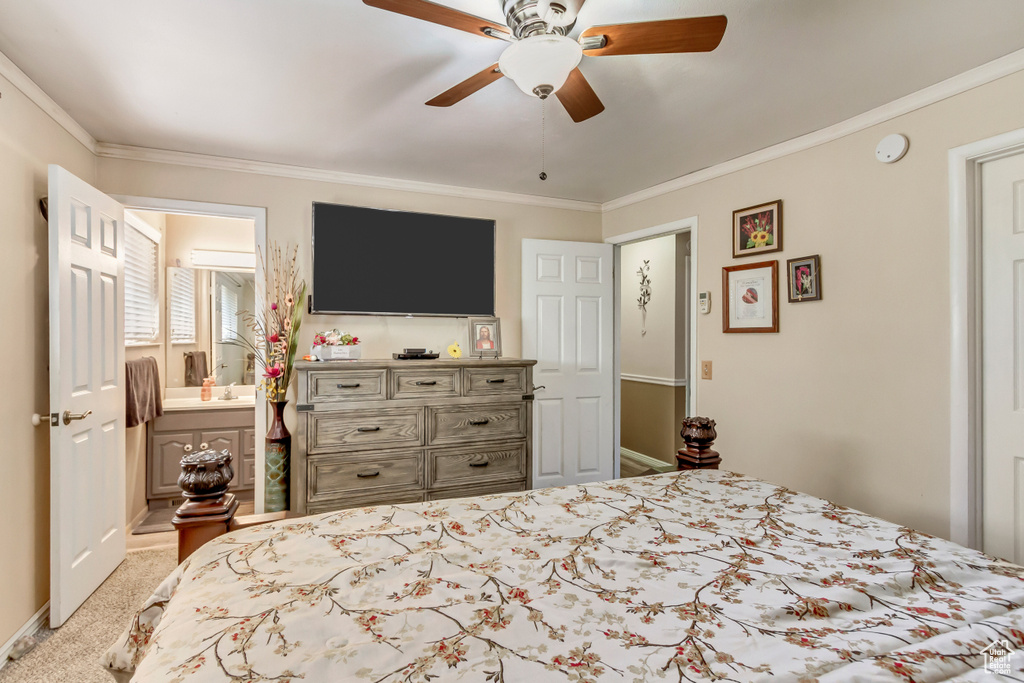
[723,261,779,333]
[733,199,783,258]
[787,255,821,302]
[469,317,501,358]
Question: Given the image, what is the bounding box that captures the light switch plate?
[701,361,712,380]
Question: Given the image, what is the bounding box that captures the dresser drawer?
[307,490,426,515]
[429,442,527,487]
[427,403,527,446]
[307,407,423,453]
[428,480,526,501]
[307,450,423,504]
[464,367,527,396]
[391,367,461,400]
[306,370,387,403]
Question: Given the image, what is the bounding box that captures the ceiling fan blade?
[580,15,727,56]
[427,63,503,107]
[555,68,604,123]
[363,0,510,40]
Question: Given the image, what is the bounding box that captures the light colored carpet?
[0,547,177,683]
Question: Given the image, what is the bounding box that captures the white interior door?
[982,151,1024,563]
[522,239,614,488]
[48,165,126,626]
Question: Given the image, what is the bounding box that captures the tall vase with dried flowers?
[236,244,306,512]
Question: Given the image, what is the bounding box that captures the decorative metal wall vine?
[637,259,651,336]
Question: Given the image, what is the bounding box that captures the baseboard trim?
[620,447,676,472]
[0,601,49,667]
[620,373,687,387]
[127,505,150,534]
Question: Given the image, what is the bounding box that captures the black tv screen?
[311,202,495,317]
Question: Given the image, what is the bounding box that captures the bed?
[104,469,1024,681]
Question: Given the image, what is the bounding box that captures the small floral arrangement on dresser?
[312,329,361,359]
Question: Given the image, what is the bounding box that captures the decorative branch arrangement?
[234,243,307,402]
[637,259,651,336]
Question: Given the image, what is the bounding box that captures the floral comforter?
[104,470,1024,682]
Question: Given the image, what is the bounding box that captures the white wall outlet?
[698,291,712,314]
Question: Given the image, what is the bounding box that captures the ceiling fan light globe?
[498,34,583,99]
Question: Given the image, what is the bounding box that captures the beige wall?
[620,381,677,463]
[163,213,254,268]
[605,69,1024,539]
[95,160,604,365]
[0,72,96,646]
[620,234,677,379]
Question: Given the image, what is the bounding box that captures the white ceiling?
[1,0,1023,203]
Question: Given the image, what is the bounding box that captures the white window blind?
[124,223,159,344]
[169,269,196,344]
[220,283,239,342]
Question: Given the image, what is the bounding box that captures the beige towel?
[126,357,163,428]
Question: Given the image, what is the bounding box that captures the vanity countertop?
[163,395,257,412]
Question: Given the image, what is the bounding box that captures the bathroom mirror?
[166,267,256,388]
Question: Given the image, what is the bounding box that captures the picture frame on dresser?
[469,317,501,358]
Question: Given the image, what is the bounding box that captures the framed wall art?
[722,260,779,333]
[787,255,821,302]
[468,317,501,358]
[733,199,783,258]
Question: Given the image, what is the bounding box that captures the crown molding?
[602,46,1024,213]
[94,143,603,213]
[0,50,96,153]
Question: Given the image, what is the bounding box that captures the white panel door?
[522,239,614,488]
[48,165,126,626]
[982,151,1024,563]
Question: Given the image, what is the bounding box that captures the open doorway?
[607,217,698,478]
[114,197,267,539]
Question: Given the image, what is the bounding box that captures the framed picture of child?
[469,317,501,358]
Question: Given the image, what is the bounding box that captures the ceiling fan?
[363,0,727,123]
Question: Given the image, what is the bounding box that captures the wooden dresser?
[292,358,537,515]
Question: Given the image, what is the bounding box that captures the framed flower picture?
[722,260,779,333]
[787,255,822,302]
[733,200,783,258]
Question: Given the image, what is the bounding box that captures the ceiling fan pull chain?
[539,100,548,181]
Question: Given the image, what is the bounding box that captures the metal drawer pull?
[415,380,437,386]
[469,419,490,426]
[469,461,490,468]
[356,471,380,478]
[357,426,381,433]
[338,383,361,389]
[486,378,506,384]
[62,409,92,425]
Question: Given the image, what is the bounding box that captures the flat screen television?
[310,202,495,317]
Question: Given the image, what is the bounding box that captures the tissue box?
[312,345,361,360]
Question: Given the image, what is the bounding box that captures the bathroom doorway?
[115,197,266,536]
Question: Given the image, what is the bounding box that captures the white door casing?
[522,239,615,488]
[48,165,127,626]
[981,151,1024,563]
